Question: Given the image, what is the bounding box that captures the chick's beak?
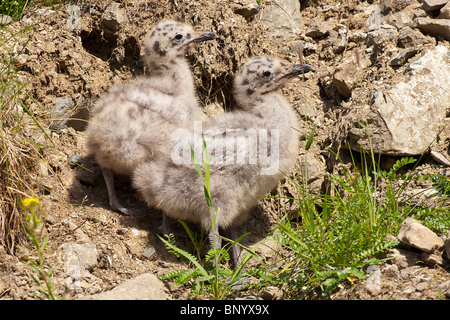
[191,31,216,43]
[290,64,314,76]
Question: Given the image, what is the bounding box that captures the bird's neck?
[237,93,295,123]
[146,57,196,96]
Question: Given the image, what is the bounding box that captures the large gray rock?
[345,45,450,155]
[83,273,167,300]
[398,217,445,253]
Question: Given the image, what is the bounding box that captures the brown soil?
[0,0,449,300]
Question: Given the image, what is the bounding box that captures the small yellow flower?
[22,197,40,208]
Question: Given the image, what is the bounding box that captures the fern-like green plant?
[269,126,426,297]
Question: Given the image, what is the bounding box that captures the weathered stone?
[260,0,303,50]
[61,242,98,271]
[83,273,167,300]
[397,26,436,48]
[420,251,444,266]
[398,217,445,253]
[439,1,450,18]
[101,2,127,33]
[381,0,416,13]
[345,45,450,155]
[430,150,450,166]
[365,24,399,53]
[332,52,370,99]
[232,0,259,20]
[365,265,381,295]
[50,96,74,130]
[0,14,12,25]
[142,246,156,260]
[415,17,450,41]
[421,0,449,12]
[445,234,450,260]
[390,10,414,29]
[389,47,420,66]
[305,22,329,38]
[386,248,419,269]
[366,5,382,31]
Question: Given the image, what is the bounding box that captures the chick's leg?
[102,168,137,216]
[229,226,243,268]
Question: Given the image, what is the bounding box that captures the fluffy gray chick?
[86,20,215,215]
[132,56,313,264]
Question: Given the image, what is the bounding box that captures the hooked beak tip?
[292,64,314,74]
[193,31,216,42]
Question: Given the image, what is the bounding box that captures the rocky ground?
[0,0,449,300]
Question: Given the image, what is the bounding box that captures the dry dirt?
[0,0,449,300]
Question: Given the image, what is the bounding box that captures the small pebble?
[142,246,156,259]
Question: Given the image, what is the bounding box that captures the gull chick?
[132,56,313,263]
[86,20,215,215]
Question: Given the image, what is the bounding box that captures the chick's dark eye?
[175,34,183,40]
[263,71,271,77]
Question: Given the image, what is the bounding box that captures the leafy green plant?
[267,129,428,297]
[431,174,450,198]
[0,0,29,20]
[19,197,65,300]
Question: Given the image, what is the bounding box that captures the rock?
[421,0,449,12]
[101,2,127,34]
[420,251,444,266]
[0,14,12,25]
[381,0,416,13]
[439,1,450,18]
[415,18,450,41]
[397,26,436,48]
[142,246,156,260]
[398,217,445,253]
[438,280,450,299]
[389,47,420,66]
[430,150,450,166]
[60,242,98,293]
[51,96,74,130]
[332,51,370,99]
[445,234,450,259]
[385,248,420,269]
[366,24,398,48]
[61,242,98,272]
[232,0,259,20]
[366,5,382,31]
[83,273,167,300]
[260,0,303,50]
[365,265,381,295]
[260,286,283,300]
[348,31,367,44]
[390,10,415,30]
[305,18,330,38]
[305,25,329,38]
[345,45,450,156]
